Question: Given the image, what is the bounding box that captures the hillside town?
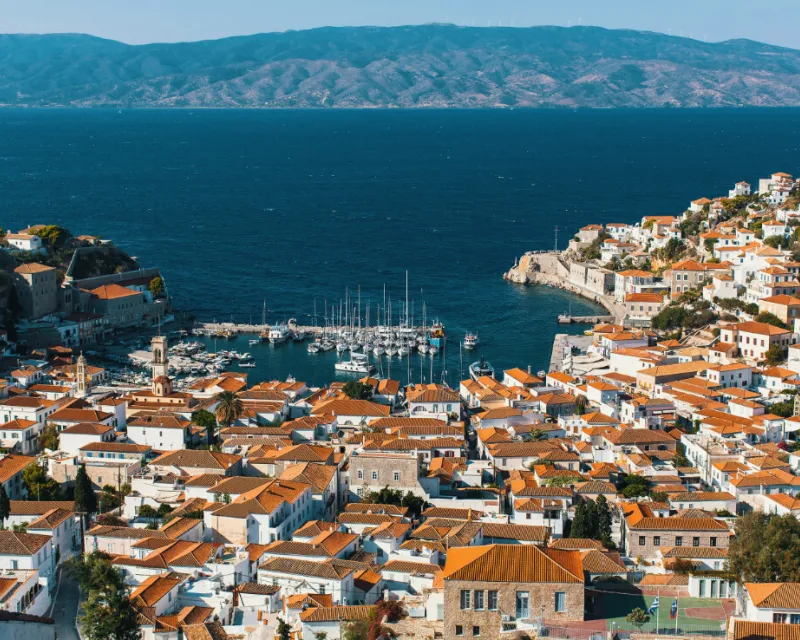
[3,172,800,640]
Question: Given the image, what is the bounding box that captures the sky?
[1,0,798,49]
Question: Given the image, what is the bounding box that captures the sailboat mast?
[405,270,409,328]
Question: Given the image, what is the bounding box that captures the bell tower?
[76,353,88,398]
[151,335,169,380]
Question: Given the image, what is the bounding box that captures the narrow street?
[50,569,81,640]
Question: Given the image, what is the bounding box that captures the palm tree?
[213,391,243,443]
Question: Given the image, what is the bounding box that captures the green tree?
[401,491,426,518]
[39,422,60,450]
[69,552,140,640]
[570,501,590,538]
[595,494,613,546]
[621,474,649,499]
[575,394,587,415]
[192,409,217,444]
[626,608,650,631]
[729,512,800,582]
[0,485,9,529]
[343,380,374,400]
[23,464,61,500]
[138,504,159,527]
[674,442,689,467]
[213,391,243,441]
[546,476,576,487]
[765,344,787,366]
[33,225,71,250]
[75,465,98,519]
[148,276,165,298]
[277,618,292,640]
[754,311,787,329]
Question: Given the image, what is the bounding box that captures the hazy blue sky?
[1,0,798,48]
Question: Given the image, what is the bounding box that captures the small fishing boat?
[239,362,257,368]
[537,369,547,378]
[307,342,321,354]
[469,356,495,381]
[418,343,429,355]
[428,345,439,356]
[463,332,479,350]
[248,339,260,346]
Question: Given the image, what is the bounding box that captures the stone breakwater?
[504,251,624,323]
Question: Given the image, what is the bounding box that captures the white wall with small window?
[688,574,738,600]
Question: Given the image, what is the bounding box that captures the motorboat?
[469,357,495,381]
[307,342,321,354]
[428,345,439,356]
[239,362,257,368]
[336,342,349,353]
[248,339,260,346]
[268,324,291,344]
[463,333,480,350]
[373,346,386,357]
[334,353,375,374]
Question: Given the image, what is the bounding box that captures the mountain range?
[3,24,800,108]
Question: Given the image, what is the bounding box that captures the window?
[675,536,683,546]
[774,614,789,624]
[711,580,718,598]
[516,591,530,619]
[320,586,326,595]
[372,471,379,481]
[790,615,800,625]
[693,537,700,547]
[709,537,717,547]
[472,627,480,637]
[393,471,400,482]
[653,536,661,546]
[460,590,471,610]
[699,580,706,597]
[555,592,566,613]
[474,590,484,610]
[455,626,463,637]
[639,536,646,546]
[488,591,498,611]
[357,470,363,480]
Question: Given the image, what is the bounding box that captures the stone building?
[442,544,584,640]
[13,263,58,319]
[345,451,434,502]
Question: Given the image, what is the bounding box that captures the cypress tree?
[0,485,9,529]
[75,465,98,517]
[596,494,613,545]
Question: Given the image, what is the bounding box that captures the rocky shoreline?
[504,251,623,322]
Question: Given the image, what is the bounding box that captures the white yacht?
[335,353,375,374]
[307,342,321,354]
[463,332,480,350]
[268,324,291,344]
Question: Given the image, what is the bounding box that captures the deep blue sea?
[2,109,800,386]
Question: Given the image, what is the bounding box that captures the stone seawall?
[504,251,624,323]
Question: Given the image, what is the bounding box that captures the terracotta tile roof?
[0,531,52,555]
[9,500,75,515]
[158,518,204,540]
[181,621,229,640]
[660,546,728,559]
[278,462,337,493]
[0,419,37,431]
[639,574,689,586]
[61,422,115,436]
[746,583,800,609]
[734,321,792,336]
[312,399,390,417]
[207,476,273,495]
[50,408,113,423]
[381,560,441,575]
[87,525,169,540]
[486,441,564,458]
[234,582,280,596]
[337,513,400,526]
[300,605,374,623]
[731,621,800,640]
[0,455,36,484]
[90,283,141,300]
[286,593,333,609]
[481,523,550,543]
[152,450,241,471]
[14,263,53,274]
[129,414,190,430]
[605,429,675,445]
[265,532,357,558]
[443,544,583,583]
[259,557,354,579]
[550,538,605,551]
[131,572,185,607]
[294,521,340,538]
[422,507,484,520]
[27,508,74,530]
[212,479,309,519]
[580,550,626,573]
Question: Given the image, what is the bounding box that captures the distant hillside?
[3,25,800,108]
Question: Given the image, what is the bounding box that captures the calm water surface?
[2,109,800,385]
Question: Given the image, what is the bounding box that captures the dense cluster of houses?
[3,175,800,640]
